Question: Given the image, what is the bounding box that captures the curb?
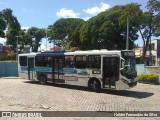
[0,77,22,79]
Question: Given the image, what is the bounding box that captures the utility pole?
[15,36,20,62]
[46,29,48,51]
[126,9,142,50]
[126,17,129,50]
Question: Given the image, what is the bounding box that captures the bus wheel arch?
[39,74,47,85]
[88,78,101,92]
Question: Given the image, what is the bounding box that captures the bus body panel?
[18,50,137,91]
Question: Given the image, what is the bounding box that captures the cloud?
[83,2,110,15]
[56,8,79,18]
[83,17,91,21]
[0,1,9,6]
[38,44,46,51]
[21,26,29,30]
[0,37,6,44]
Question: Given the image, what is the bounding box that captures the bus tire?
[89,79,101,92]
[39,75,47,85]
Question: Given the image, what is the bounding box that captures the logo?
[2,112,11,117]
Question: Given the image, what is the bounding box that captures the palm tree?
[6,50,16,61]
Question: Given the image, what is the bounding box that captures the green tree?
[27,27,45,52]
[138,0,160,61]
[154,26,160,36]
[1,9,21,49]
[79,3,141,50]
[79,18,98,50]
[48,18,84,48]
[0,12,6,38]
[119,3,142,49]
[17,29,31,52]
[67,21,85,49]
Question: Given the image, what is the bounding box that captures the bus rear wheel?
[89,80,101,92]
[39,75,47,85]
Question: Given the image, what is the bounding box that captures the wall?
[136,65,160,83]
[136,64,150,75]
[136,64,160,76]
[145,66,160,76]
[0,62,18,77]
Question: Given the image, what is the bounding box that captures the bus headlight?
[92,70,101,74]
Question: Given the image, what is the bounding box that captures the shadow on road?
[100,89,154,99]
[24,81,154,99]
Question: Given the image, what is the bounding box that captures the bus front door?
[28,58,34,80]
[52,58,64,83]
[103,57,119,88]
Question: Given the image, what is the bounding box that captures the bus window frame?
[75,55,87,69]
[19,56,27,66]
[87,55,101,69]
[35,56,52,67]
[64,55,74,68]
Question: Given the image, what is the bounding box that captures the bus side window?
[46,57,52,67]
[19,56,27,66]
[87,55,101,69]
[35,56,43,67]
[35,56,51,67]
[59,59,64,68]
[65,56,74,68]
[75,55,86,69]
[54,58,64,69]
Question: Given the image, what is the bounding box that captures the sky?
[0,0,149,49]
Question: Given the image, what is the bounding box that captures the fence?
[0,62,18,77]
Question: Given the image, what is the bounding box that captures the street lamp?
[15,36,19,62]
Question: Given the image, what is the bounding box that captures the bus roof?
[41,50,72,53]
[18,52,38,57]
[18,52,64,58]
[18,50,133,57]
[36,53,64,58]
[64,50,122,55]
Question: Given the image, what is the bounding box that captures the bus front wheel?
[39,75,47,85]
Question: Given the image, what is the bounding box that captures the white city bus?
[18,50,137,92]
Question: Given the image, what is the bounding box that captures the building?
[0,43,3,53]
[0,44,12,61]
[133,39,160,66]
[150,39,160,66]
[134,46,143,64]
[50,46,63,51]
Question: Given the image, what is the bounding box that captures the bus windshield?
[121,51,137,79]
